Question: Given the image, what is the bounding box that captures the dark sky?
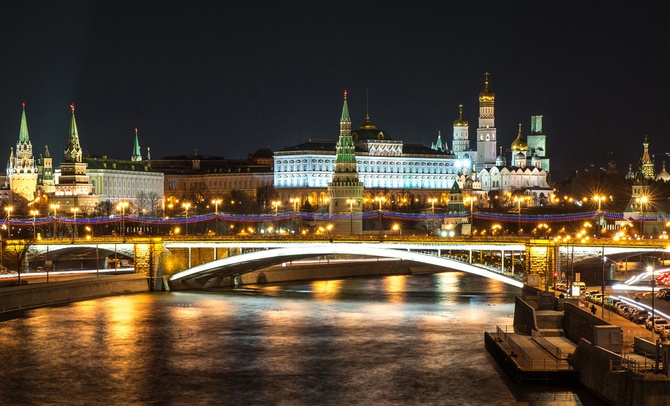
[0,2,668,181]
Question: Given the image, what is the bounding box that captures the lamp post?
[116,201,129,240]
[637,195,648,238]
[50,204,59,238]
[346,198,355,235]
[4,206,13,239]
[375,196,386,235]
[601,250,606,318]
[428,197,438,235]
[466,197,477,226]
[182,202,191,236]
[30,210,39,240]
[290,198,300,213]
[271,200,281,217]
[212,198,222,235]
[70,207,79,242]
[649,265,656,342]
[594,194,604,235]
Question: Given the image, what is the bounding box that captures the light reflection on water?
[0,272,597,405]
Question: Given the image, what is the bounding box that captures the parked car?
[631,309,649,324]
[606,298,621,310]
[584,290,600,299]
[646,316,664,330]
[654,319,670,334]
[660,325,670,339]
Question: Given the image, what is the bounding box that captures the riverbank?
[487,287,670,406]
[0,274,151,313]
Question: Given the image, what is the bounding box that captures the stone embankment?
[0,274,150,313]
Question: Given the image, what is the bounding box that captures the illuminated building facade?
[275,73,552,209]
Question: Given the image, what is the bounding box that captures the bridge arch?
[169,243,525,289]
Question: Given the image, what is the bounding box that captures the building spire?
[65,103,83,163]
[131,128,142,161]
[340,90,351,136]
[19,102,30,143]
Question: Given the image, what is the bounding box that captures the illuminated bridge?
[15,236,670,291]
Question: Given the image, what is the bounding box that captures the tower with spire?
[328,91,364,235]
[510,124,528,168]
[475,72,497,169]
[640,135,655,180]
[55,104,93,198]
[6,103,38,201]
[131,128,143,162]
[37,145,55,194]
[452,104,469,154]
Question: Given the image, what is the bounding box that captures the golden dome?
[453,104,468,127]
[478,72,495,102]
[511,123,528,152]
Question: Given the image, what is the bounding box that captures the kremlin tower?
[328,91,363,235]
[6,103,38,201]
[55,104,93,198]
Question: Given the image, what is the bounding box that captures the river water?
[0,272,598,405]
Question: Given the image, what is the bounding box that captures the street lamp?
[648,265,656,342]
[593,194,607,235]
[30,210,39,240]
[636,195,649,237]
[70,207,79,242]
[50,204,59,238]
[465,197,477,225]
[212,198,222,234]
[4,206,13,239]
[428,197,437,214]
[271,200,281,217]
[116,201,129,239]
[290,198,300,212]
[182,202,191,235]
[375,196,386,235]
[513,196,527,235]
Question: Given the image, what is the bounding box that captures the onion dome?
[495,147,507,166]
[351,113,392,140]
[478,72,495,102]
[453,104,468,127]
[656,161,670,182]
[511,123,528,152]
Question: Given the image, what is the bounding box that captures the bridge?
[4,236,669,291]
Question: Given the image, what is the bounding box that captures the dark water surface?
[0,273,598,405]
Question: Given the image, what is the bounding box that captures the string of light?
[0,210,648,227]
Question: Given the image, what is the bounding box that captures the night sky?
[0,2,668,181]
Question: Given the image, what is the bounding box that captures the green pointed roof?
[44,145,51,158]
[68,104,79,142]
[65,104,83,162]
[19,102,30,143]
[450,180,462,194]
[340,90,350,122]
[131,128,142,161]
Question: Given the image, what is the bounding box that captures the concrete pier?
[487,286,670,405]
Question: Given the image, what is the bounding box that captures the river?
[0,272,599,405]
